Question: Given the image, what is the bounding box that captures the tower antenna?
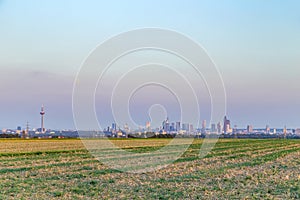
[40,105,45,133]
[26,121,29,134]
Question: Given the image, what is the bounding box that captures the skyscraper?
[146,121,151,131]
[283,125,287,138]
[171,122,175,131]
[189,124,194,133]
[124,123,129,134]
[176,122,181,132]
[162,117,170,132]
[247,125,253,133]
[112,123,116,130]
[223,116,231,134]
[182,123,189,132]
[112,123,117,134]
[211,123,216,133]
[201,120,206,134]
[217,122,222,134]
[233,125,238,134]
[266,125,270,134]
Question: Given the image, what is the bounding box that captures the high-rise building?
[182,123,189,132]
[176,122,181,132]
[223,116,231,134]
[247,125,253,133]
[162,117,170,132]
[201,120,206,134]
[189,124,194,133]
[211,123,216,133]
[146,122,151,131]
[226,124,231,133]
[112,123,117,133]
[283,125,287,138]
[124,123,129,133]
[217,122,222,134]
[166,122,170,132]
[171,123,175,131]
[112,123,116,130]
[266,125,270,134]
[233,125,238,134]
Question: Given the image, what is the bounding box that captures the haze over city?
[1,0,300,129]
[1,1,300,199]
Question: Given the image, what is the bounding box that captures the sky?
[0,0,300,129]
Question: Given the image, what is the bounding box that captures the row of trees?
[0,133,20,138]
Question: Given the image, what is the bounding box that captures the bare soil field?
[0,139,299,199]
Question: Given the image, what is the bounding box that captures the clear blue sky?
[0,0,300,129]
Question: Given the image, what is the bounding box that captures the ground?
[0,138,299,199]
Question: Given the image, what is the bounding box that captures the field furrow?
[0,139,299,199]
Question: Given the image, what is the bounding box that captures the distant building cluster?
[100,115,300,139]
[1,106,300,139]
[0,105,78,138]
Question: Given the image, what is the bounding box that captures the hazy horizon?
[1,0,300,129]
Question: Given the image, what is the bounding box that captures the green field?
[0,139,299,199]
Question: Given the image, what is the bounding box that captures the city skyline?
[1,106,298,131]
[1,1,300,129]
[0,1,299,199]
